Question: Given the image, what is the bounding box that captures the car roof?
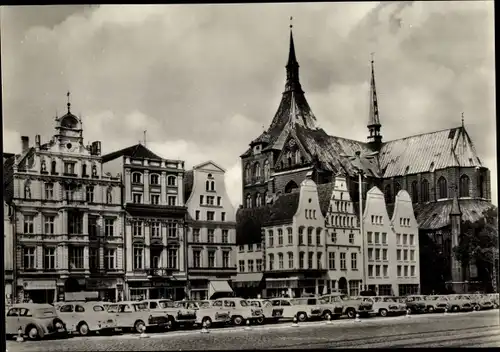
[10,303,54,309]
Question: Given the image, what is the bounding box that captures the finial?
[67,91,71,113]
[290,16,293,29]
[370,52,375,64]
[143,130,147,147]
[461,112,464,127]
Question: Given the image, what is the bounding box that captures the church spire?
[367,53,383,148]
[284,17,303,93]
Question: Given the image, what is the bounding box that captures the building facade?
[4,101,124,303]
[4,200,15,304]
[102,144,187,301]
[234,243,264,298]
[183,161,237,300]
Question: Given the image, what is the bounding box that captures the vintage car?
[106,301,170,333]
[460,294,494,311]
[425,295,473,313]
[404,295,427,314]
[358,296,407,317]
[487,293,499,308]
[318,293,373,319]
[192,300,231,327]
[56,301,117,336]
[247,299,275,324]
[212,297,263,326]
[141,299,197,330]
[5,303,67,340]
[268,297,323,322]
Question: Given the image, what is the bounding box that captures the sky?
[1,2,496,207]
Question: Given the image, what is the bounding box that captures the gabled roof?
[183,170,194,202]
[192,160,226,172]
[236,205,273,245]
[267,192,300,225]
[102,143,163,163]
[317,182,335,216]
[379,126,482,178]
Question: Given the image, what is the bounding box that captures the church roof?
[183,170,194,202]
[267,192,301,226]
[102,143,163,163]
[317,182,335,216]
[379,126,482,178]
[236,205,273,245]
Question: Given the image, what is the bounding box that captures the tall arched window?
[437,176,448,199]
[263,191,268,205]
[459,175,470,197]
[206,180,210,191]
[150,174,159,185]
[288,252,294,269]
[255,193,262,207]
[51,160,57,174]
[384,184,392,204]
[246,194,252,208]
[253,162,261,178]
[132,172,143,184]
[211,181,215,191]
[421,179,430,202]
[411,181,419,203]
[285,180,299,194]
[167,175,177,186]
[268,254,275,271]
[263,160,270,180]
[245,164,251,182]
[294,150,300,164]
[394,182,401,200]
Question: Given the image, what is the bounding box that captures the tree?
[453,206,499,292]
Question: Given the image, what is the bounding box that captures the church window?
[437,177,448,199]
[255,193,262,207]
[459,175,470,198]
[294,150,300,164]
[421,179,429,202]
[246,194,252,208]
[253,162,261,178]
[285,180,299,194]
[411,181,418,203]
[384,184,392,204]
[263,160,270,180]
[245,164,251,182]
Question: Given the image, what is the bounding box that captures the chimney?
[35,135,41,148]
[21,136,29,152]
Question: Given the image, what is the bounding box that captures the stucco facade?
[4,201,15,305]
[184,161,237,300]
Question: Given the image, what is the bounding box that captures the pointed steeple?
[367,53,383,148]
[285,19,303,93]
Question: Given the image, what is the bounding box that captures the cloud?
[2,2,496,206]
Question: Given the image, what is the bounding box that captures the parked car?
[425,295,473,313]
[5,303,67,340]
[404,295,427,314]
[318,293,373,319]
[267,297,323,322]
[106,301,169,333]
[212,297,263,326]
[56,301,117,336]
[140,299,197,330]
[193,300,231,327]
[247,299,277,324]
[359,296,407,317]
[487,293,499,308]
[460,294,494,311]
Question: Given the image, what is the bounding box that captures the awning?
[208,281,234,300]
[233,273,263,283]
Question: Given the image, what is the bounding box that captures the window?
[287,228,293,244]
[167,223,177,238]
[88,216,98,238]
[217,196,221,206]
[64,162,75,175]
[150,174,159,185]
[132,172,142,184]
[397,250,401,260]
[328,252,336,270]
[403,234,408,245]
[410,250,415,261]
[167,196,177,206]
[207,211,215,221]
[268,230,274,247]
[168,248,178,269]
[255,193,262,207]
[411,265,416,276]
[340,253,346,270]
[349,233,354,244]
[69,246,84,269]
[89,248,98,270]
[44,215,55,234]
[331,232,337,243]
[64,184,75,200]
[396,233,401,244]
[299,252,305,269]
[208,229,215,243]
[382,249,388,260]
[317,228,322,245]
[437,176,448,199]
[375,248,380,260]
[208,251,216,268]
[253,162,261,178]
[367,231,372,244]
[382,232,387,244]
[206,196,215,205]
[133,247,143,270]
[221,212,226,222]
[411,181,418,203]
[421,179,430,202]
[85,185,94,203]
[256,259,263,271]
[151,194,160,205]
[195,211,200,220]
[368,265,374,277]
[278,253,284,269]
[316,252,322,269]
[239,260,245,272]
[410,234,415,245]
[394,182,401,199]
[397,265,402,277]
[222,230,229,243]
[104,218,114,237]
[383,265,388,277]
[193,229,200,242]
[51,160,57,174]
[68,211,83,234]
[268,254,274,271]
[403,249,408,261]
[151,221,161,237]
[133,193,143,204]
[368,248,373,260]
[105,249,116,270]
[200,195,204,205]
[308,252,314,268]
[264,160,270,180]
[278,229,283,245]
[245,164,251,182]
[222,252,230,268]
[307,227,313,245]
[44,247,55,270]
[375,265,381,277]
[374,232,380,244]
[45,183,54,200]
[288,252,294,268]
[298,227,304,245]
[248,259,254,272]
[246,194,252,208]
[404,265,409,277]
[133,221,143,237]
[167,175,176,186]
[351,253,357,270]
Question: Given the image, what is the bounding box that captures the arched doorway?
[285,180,299,194]
[64,278,81,293]
[338,277,348,294]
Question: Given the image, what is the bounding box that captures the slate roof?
[125,203,187,218]
[317,182,335,216]
[183,170,194,202]
[413,199,494,230]
[102,143,163,163]
[267,192,300,226]
[236,205,273,245]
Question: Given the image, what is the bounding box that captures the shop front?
[18,279,57,303]
[265,278,298,298]
[85,278,124,302]
[189,280,209,301]
[127,280,187,301]
[232,273,264,299]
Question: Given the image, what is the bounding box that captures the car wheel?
[256,316,265,325]
[474,305,481,311]
[78,322,90,336]
[346,309,356,319]
[427,306,435,313]
[202,317,212,328]
[134,320,146,334]
[297,312,307,322]
[27,326,39,340]
[379,309,388,317]
[232,316,244,326]
[452,306,459,313]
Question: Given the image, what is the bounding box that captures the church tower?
[367,57,383,150]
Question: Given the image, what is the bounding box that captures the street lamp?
[340,150,378,292]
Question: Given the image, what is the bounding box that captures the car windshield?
[382,297,396,302]
[159,300,175,308]
[199,301,211,309]
[262,300,272,307]
[107,305,119,313]
[133,303,148,311]
[249,301,261,307]
[174,301,198,309]
[239,300,249,307]
[35,309,56,318]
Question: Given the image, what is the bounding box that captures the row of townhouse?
[3,102,236,304]
[235,173,421,298]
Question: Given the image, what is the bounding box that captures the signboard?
[23,280,56,290]
[85,278,116,290]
